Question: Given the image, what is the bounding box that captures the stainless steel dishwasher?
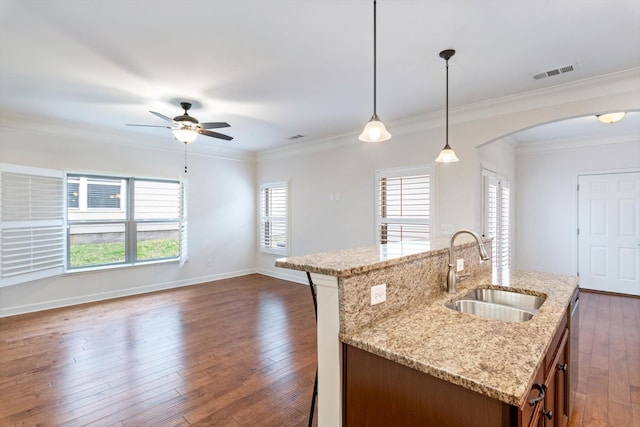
[568,287,580,416]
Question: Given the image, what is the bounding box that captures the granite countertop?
[275,236,479,277]
[341,270,578,408]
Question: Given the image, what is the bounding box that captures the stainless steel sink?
[457,288,545,313]
[446,288,546,322]
[447,299,534,322]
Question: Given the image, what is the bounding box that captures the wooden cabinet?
[343,307,572,427]
[529,325,570,427]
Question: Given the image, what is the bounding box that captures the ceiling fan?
[127,101,233,173]
[127,101,233,143]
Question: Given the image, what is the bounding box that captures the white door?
[578,172,640,295]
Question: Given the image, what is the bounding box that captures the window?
[67,175,186,269]
[483,169,511,284]
[1,164,187,286]
[0,163,66,288]
[376,167,432,244]
[259,182,288,255]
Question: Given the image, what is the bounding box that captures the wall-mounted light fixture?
[359,0,391,142]
[597,112,626,124]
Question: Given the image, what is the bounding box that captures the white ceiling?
[1,0,639,152]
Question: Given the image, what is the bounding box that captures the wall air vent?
[531,63,577,80]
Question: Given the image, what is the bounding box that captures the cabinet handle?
[558,363,568,372]
[542,409,553,420]
[528,383,546,406]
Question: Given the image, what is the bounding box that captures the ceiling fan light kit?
[359,0,391,142]
[172,128,198,144]
[435,49,460,163]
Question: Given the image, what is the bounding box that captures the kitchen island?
[276,238,578,427]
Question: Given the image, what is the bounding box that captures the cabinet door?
[553,339,569,427]
[542,329,569,427]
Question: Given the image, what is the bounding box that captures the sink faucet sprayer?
[447,229,490,294]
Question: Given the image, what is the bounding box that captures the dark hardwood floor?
[0,274,318,426]
[0,276,638,426]
[568,291,640,427]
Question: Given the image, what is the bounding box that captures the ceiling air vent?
[531,63,577,80]
[288,134,304,140]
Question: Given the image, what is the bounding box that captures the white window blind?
[259,182,288,255]
[483,170,511,284]
[0,164,65,287]
[376,167,431,244]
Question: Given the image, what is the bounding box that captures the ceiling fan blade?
[149,111,177,124]
[126,124,171,128]
[199,129,233,141]
[199,122,230,129]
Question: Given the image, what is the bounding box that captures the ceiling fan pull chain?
[184,143,188,173]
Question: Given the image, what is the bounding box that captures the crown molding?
[258,68,640,160]
[0,110,254,163]
[515,131,639,154]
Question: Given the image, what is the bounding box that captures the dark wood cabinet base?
[343,344,523,427]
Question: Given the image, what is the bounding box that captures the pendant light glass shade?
[435,144,459,162]
[359,0,391,142]
[172,127,198,143]
[435,49,459,163]
[359,114,392,142]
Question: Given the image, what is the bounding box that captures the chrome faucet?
[446,229,490,294]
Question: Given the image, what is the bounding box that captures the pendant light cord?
[445,56,449,148]
[373,0,378,116]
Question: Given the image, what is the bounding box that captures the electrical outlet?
[456,258,464,272]
[370,283,386,305]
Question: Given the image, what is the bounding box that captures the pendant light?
[359,0,391,142]
[435,49,459,163]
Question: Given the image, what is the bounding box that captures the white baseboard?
[257,267,308,285]
[0,269,257,318]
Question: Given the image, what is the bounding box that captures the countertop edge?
[275,240,483,278]
[340,271,579,408]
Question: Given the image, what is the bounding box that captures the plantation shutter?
[0,163,65,287]
[376,167,431,244]
[179,179,188,266]
[483,169,511,283]
[259,182,288,255]
[498,181,511,279]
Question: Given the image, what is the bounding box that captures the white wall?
[0,122,256,316]
[258,71,640,281]
[1,71,638,313]
[516,138,640,275]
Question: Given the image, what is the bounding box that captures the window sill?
[260,249,288,257]
[65,258,179,275]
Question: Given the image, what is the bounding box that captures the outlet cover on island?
[456,258,464,272]
[371,283,387,305]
